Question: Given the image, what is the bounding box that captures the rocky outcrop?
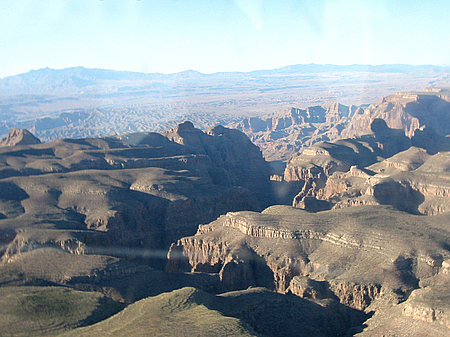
[231,102,358,161]
[0,128,41,147]
[342,91,450,139]
[230,90,449,161]
[1,232,87,263]
[280,116,449,215]
[291,277,382,311]
[356,259,450,335]
[329,281,382,311]
[291,149,450,215]
[167,206,449,315]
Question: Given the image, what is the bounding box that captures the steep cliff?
[168,206,448,304]
[342,90,450,138]
[231,102,358,161]
[167,205,450,334]
[282,118,449,215]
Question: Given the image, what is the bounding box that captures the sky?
[1,0,449,78]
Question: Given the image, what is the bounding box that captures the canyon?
[0,88,448,336]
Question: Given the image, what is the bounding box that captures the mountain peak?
[0,128,41,147]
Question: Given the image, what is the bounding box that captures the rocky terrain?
[0,88,448,336]
[163,92,449,335]
[232,101,359,161]
[281,117,450,215]
[233,88,450,161]
[0,128,41,147]
[167,205,450,336]
[342,89,450,138]
[0,122,273,268]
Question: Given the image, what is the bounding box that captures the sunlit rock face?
[167,205,450,334]
[341,91,450,139]
[280,115,449,215]
[0,128,41,147]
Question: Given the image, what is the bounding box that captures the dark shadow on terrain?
[412,127,450,154]
[439,241,450,252]
[268,160,286,176]
[321,119,411,169]
[78,296,125,327]
[0,181,29,201]
[373,180,424,214]
[392,256,420,302]
[68,264,222,304]
[270,180,304,205]
[301,196,332,212]
[321,119,412,169]
[119,132,172,147]
[405,96,450,137]
[221,248,276,292]
[0,147,55,158]
[0,228,17,257]
[324,140,379,168]
[206,289,369,337]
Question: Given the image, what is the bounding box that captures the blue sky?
[1,0,449,78]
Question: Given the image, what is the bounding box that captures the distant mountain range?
[0,66,208,95]
[1,64,449,95]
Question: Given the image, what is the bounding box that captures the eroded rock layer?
[283,118,450,215]
[167,205,450,335]
[232,89,450,162]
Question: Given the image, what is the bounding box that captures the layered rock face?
[316,149,450,215]
[231,89,449,162]
[167,205,450,334]
[342,90,450,138]
[0,123,272,263]
[282,119,449,215]
[231,102,358,161]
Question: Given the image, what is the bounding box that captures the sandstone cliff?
[342,90,450,138]
[231,102,358,161]
[167,205,450,334]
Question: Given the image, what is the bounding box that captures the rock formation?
[231,89,450,162]
[167,205,450,335]
[231,102,358,161]
[342,90,450,138]
[281,118,449,215]
[0,128,41,147]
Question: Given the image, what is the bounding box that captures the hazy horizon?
[1,0,449,78]
[3,62,450,80]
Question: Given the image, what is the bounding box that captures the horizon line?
[2,62,450,80]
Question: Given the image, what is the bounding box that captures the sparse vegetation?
[0,286,123,336]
